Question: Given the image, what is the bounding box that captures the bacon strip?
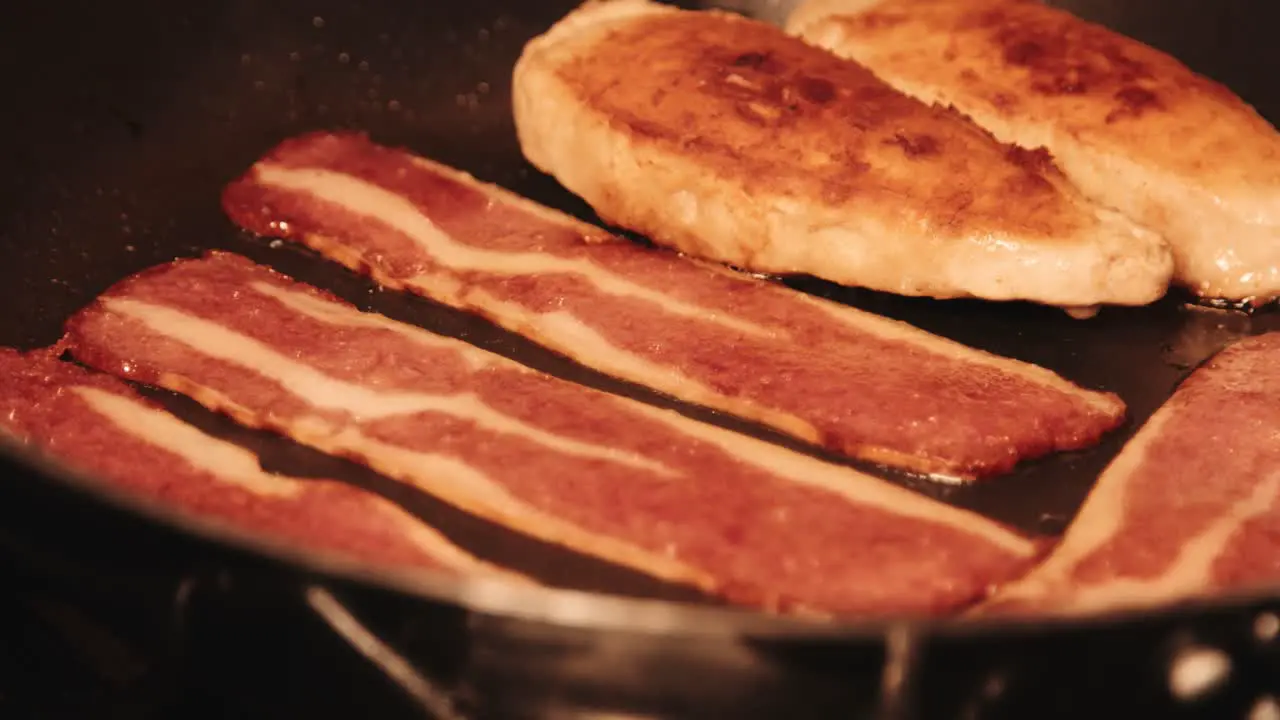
[221,132,1125,481]
[62,252,1041,617]
[0,347,501,580]
[980,333,1280,616]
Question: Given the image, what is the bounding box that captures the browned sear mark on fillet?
[981,7,1173,122]
[558,10,1089,239]
[711,48,842,128]
[884,131,941,157]
[1106,85,1165,124]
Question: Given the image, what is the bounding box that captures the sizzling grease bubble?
[312,16,325,28]
[338,52,350,64]
[1168,646,1231,700]
[477,81,491,95]
[240,53,252,66]
[387,99,402,112]
[358,60,370,72]
[289,51,301,62]
[1255,612,1279,642]
[1252,696,1280,720]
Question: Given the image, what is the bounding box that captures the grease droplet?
[1169,646,1231,700]
[1252,696,1280,720]
[1255,613,1279,642]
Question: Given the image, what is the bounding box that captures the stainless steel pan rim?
[11,431,1276,641]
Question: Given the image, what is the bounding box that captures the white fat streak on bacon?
[251,157,1121,452]
[69,385,504,577]
[982,408,1280,615]
[618,399,1036,557]
[249,282,495,372]
[253,163,776,341]
[410,152,1122,414]
[73,386,299,499]
[101,295,675,478]
[145,357,716,590]
[252,163,820,441]
[792,293,1124,415]
[458,285,823,442]
[254,279,1006,548]
[99,292,712,586]
[99,276,1035,574]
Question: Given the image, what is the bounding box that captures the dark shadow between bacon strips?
[191,132,1279,541]
[127,379,721,605]
[14,343,717,604]
[219,132,1130,484]
[218,225,1156,539]
[222,230,978,512]
[55,252,1047,617]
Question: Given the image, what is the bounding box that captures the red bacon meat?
[63,251,1041,617]
[222,131,1126,481]
[982,332,1280,616]
[0,347,500,578]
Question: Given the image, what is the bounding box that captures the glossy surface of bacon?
[0,348,494,577]
[982,333,1280,616]
[64,252,1041,617]
[222,132,1126,480]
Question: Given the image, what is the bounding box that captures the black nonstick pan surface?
[2,0,1280,718]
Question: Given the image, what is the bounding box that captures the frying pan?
[2,0,1279,717]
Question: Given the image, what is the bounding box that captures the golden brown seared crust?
[789,0,1280,301]
[561,10,1082,240]
[513,0,1173,308]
